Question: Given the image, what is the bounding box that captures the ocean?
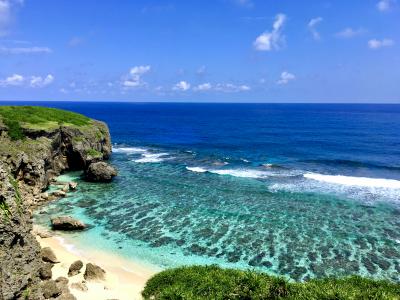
[12,102,399,281]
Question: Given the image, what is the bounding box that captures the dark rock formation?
[84,263,106,281]
[68,260,83,277]
[41,280,62,298]
[0,110,113,299]
[84,161,117,182]
[41,247,59,263]
[51,216,86,231]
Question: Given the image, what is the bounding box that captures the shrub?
[142,265,400,300]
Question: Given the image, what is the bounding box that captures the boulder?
[85,162,117,182]
[70,282,88,292]
[69,182,78,190]
[51,216,86,231]
[83,263,106,281]
[39,263,53,280]
[68,260,83,277]
[42,247,59,263]
[52,190,67,198]
[56,293,77,300]
[42,280,62,299]
[55,277,69,293]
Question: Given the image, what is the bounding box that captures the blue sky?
[0,0,399,102]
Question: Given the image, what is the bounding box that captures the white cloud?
[335,27,365,39]
[0,0,23,36]
[173,81,191,91]
[308,17,323,40]
[0,73,24,86]
[194,83,212,91]
[0,73,54,88]
[214,83,250,92]
[253,13,286,51]
[277,71,295,85]
[122,65,151,88]
[368,38,394,49]
[0,46,52,54]
[377,0,396,11]
[30,74,54,87]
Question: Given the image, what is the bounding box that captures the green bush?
[142,265,400,300]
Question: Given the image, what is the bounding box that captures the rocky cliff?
[0,106,113,299]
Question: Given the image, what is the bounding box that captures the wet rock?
[42,247,59,263]
[40,263,53,280]
[53,190,67,198]
[42,280,62,299]
[51,216,87,231]
[68,260,83,277]
[85,162,117,182]
[188,244,207,255]
[71,282,88,292]
[262,261,273,268]
[84,263,106,281]
[69,182,78,190]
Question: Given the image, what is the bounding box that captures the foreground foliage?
[0,106,91,140]
[142,265,400,299]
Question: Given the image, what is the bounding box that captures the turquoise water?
[30,103,400,282]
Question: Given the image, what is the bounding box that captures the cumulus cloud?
[0,73,24,86]
[0,73,54,87]
[253,13,286,51]
[194,83,212,91]
[30,74,54,87]
[173,81,191,91]
[122,65,151,88]
[308,17,323,40]
[277,71,295,85]
[377,0,396,11]
[0,46,52,54]
[368,38,394,49]
[335,27,365,39]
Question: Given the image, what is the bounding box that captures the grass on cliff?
[142,265,400,300]
[0,106,91,140]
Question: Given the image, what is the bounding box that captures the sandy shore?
[34,226,160,300]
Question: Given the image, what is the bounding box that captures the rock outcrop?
[51,216,86,231]
[68,260,83,277]
[84,161,117,182]
[0,107,114,299]
[83,263,106,281]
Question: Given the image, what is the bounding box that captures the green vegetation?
[0,198,12,221]
[86,148,102,157]
[0,106,91,140]
[9,176,22,214]
[142,265,400,300]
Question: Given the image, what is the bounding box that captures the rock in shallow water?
[84,162,117,182]
[51,216,87,231]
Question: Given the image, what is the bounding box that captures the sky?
[0,0,399,103]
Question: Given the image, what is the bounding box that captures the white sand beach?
[35,226,160,300]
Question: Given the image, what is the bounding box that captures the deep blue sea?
[6,102,400,281]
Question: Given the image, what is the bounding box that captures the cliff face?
[0,111,112,300]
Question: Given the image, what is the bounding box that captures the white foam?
[209,169,269,179]
[186,166,208,173]
[113,147,147,153]
[134,153,169,163]
[304,173,400,189]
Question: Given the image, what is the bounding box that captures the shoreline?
[35,225,159,300]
